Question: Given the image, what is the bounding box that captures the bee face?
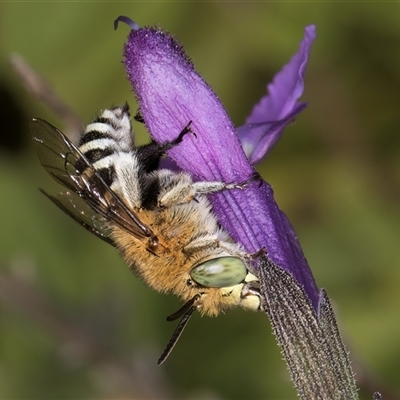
[31,104,262,364]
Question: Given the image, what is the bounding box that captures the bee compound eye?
[190,257,247,288]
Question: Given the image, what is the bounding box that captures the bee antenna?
[157,305,196,366]
[157,294,200,365]
[166,294,200,321]
[114,16,140,31]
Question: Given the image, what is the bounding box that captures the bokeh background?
[1,2,400,399]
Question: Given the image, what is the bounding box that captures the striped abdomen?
[76,104,134,187]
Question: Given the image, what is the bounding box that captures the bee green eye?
[190,257,247,288]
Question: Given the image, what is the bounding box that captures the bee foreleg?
[240,280,263,311]
[183,237,250,260]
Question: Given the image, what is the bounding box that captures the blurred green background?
[1,2,400,399]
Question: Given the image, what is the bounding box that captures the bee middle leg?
[191,171,260,195]
[158,172,260,208]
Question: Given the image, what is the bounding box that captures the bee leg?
[189,171,261,197]
[233,171,262,189]
[135,122,194,173]
[249,247,266,260]
[181,237,222,256]
[159,120,194,151]
[240,280,263,311]
[133,109,145,123]
[158,172,261,208]
[189,237,257,262]
[182,237,250,261]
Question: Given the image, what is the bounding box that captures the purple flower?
[238,25,315,164]
[120,20,319,309]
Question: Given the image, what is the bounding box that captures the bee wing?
[41,189,115,246]
[31,118,157,244]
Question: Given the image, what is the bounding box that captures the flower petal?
[238,25,316,162]
[246,25,316,124]
[238,103,307,165]
[124,27,252,183]
[123,25,319,308]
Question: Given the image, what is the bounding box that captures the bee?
[31,104,262,364]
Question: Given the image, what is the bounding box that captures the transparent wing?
[31,118,157,244]
[41,189,115,246]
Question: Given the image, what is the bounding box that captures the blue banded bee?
[31,104,261,364]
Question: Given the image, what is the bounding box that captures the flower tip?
[305,24,317,39]
[114,16,140,31]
